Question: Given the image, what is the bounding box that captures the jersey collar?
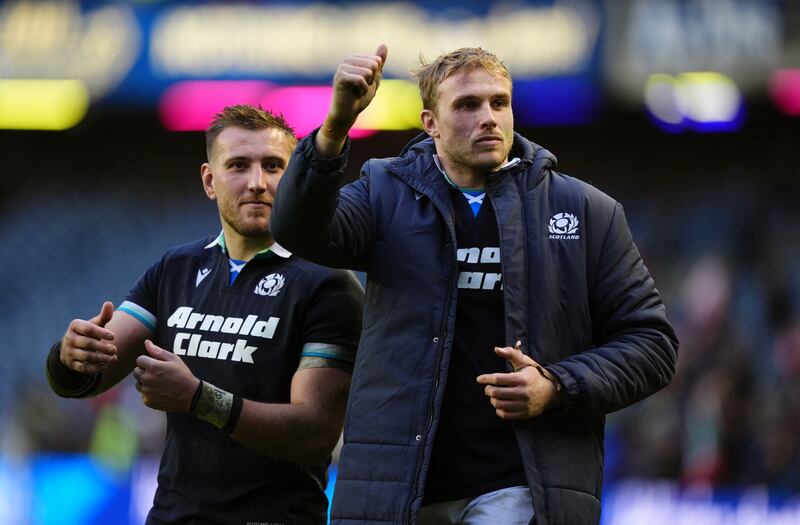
[204,231,292,259]
[432,154,521,190]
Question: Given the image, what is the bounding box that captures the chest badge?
[254,273,285,296]
[548,212,580,240]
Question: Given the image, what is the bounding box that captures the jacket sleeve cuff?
[545,364,580,413]
[302,128,351,174]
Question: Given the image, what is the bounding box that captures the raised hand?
[60,301,118,374]
[476,342,562,420]
[133,340,200,412]
[316,44,388,157]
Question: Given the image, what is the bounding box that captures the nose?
[480,102,498,128]
[247,165,269,193]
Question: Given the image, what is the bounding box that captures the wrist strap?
[189,380,204,412]
[190,380,243,433]
[45,341,102,398]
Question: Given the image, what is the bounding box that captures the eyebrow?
[452,94,479,105]
[452,92,511,105]
[223,155,251,165]
[261,155,287,166]
[223,155,287,165]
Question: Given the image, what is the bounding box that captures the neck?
[443,165,483,189]
[222,228,272,262]
[436,154,506,190]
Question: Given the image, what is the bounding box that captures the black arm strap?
[45,341,102,398]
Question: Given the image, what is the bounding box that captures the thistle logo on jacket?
[548,212,580,239]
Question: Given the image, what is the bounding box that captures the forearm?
[46,338,140,398]
[549,201,678,416]
[271,130,349,255]
[315,115,354,159]
[231,400,341,465]
[547,321,677,417]
[271,132,372,269]
[48,310,150,398]
[189,376,346,466]
[45,341,103,398]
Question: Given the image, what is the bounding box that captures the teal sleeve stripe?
[118,301,156,332]
[301,343,355,363]
[300,352,354,363]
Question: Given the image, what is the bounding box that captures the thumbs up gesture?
[60,301,118,374]
[317,44,388,157]
[476,341,563,420]
[133,340,200,412]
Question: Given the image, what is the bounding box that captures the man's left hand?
[133,340,200,412]
[476,343,561,420]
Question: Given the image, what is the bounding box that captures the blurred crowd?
[605,172,800,491]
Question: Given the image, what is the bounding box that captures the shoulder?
[156,235,218,267]
[360,135,436,181]
[513,133,612,210]
[361,156,400,182]
[544,170,618,216]
[287,258,363,292]
[525,170,622,246]
[363,156,395,173]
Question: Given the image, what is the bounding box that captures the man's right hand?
[316,44,388,158]
[60,301,118,374]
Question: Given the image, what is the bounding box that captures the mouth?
[474,136,504,145]
[241,201,271,208]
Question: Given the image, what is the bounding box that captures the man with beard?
[46,105,364,524]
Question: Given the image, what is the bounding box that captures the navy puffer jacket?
[271,131,678,525]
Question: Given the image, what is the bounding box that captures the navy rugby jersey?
[424,156,525,504]
[424,189,525,504]
[120,234,364,525]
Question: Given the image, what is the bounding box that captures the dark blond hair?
[413,48,512,111]
[205,105,297,159]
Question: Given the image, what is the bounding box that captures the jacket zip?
[403,223,458,524]
[510,170,531,348]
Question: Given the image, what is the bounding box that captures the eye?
[264,161,284,172]
[228,161,247,171]
[492,99,509,109]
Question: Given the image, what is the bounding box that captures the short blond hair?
[205,105,297,160]
[412,47,512,111]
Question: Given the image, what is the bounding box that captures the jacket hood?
[396,131,557,189]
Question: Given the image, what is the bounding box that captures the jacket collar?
[389,132,557,198]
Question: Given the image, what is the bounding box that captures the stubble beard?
[455,145,511,175]
[220,203,271,240]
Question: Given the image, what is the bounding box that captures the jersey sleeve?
[299,269,364,372]
[118,258,161,333]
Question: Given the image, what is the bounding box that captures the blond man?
[271,47,677,525]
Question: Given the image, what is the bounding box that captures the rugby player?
[45,105,363,524]
[270,46,677,525]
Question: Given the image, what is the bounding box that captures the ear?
[420,109,439,138]
[201,163,216,201]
